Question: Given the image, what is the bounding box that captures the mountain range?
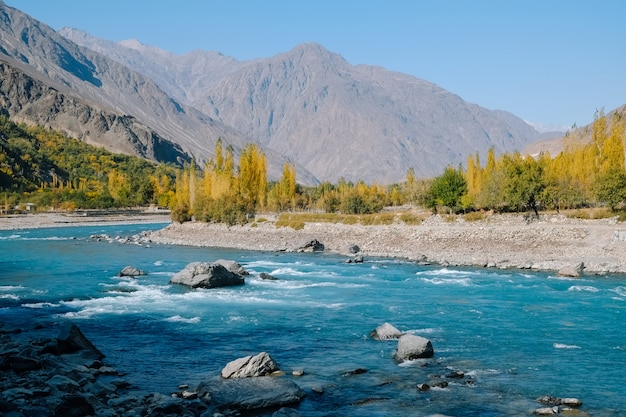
[0,1,564,185]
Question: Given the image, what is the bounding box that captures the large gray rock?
[197,377,306,412]
[557,262,584,278]
[119,266,146,277]
[221,352,279,379]
[295,239,324,253]
[56,323,105,360]
[214,259,249,275]
[369,323,404,340]
[170,262,245,289]
[393,334,434,362]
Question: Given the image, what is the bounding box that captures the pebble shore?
[3,211,626,274]
[147,213,626,275]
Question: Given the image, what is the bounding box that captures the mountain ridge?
[0,3,318,183]
[1,2,557,184]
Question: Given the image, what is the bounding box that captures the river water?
[1,223,625,416]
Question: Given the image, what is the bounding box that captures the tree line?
[3,109,626,221]
[425,109,626,215]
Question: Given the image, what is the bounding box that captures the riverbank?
[147,213,626,275]
[0,210,171,230]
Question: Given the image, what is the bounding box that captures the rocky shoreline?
[147,213,626,275]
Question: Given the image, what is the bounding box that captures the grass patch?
[255,217,267,223]
[462,211,488,222]
[399,212,424,225]
[275,212,400,227]
[565,208,614,220]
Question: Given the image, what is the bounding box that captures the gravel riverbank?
[147,213,626,275]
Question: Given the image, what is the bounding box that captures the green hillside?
[0,117,178,211]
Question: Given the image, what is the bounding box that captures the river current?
[1,223,625,416]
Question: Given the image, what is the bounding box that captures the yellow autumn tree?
[236,143,267,212]
[269,162,297,211]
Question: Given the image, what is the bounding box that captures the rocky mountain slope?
[4,2,545,184]
[0,2,313,182]
[61,29,544,183]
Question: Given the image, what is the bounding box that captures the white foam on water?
[0,285,25,291]
[250,277,367,291]
[611,286,626,298]
[0,294,20,300]
[223,315,259,325]
[397,358,431,368]
[420,277,473,286]
[416,268,482,277]
[164,315,200,324]
[465,368,501,378]
[406,327,442,335]
[21,302,60,309]
[153,260,164,266]
[0,234,21,240]
[245,260,314,269]
[548,275,582,282]
[553,343,581,349]
[269,267,337,277]
[568,285,600,293]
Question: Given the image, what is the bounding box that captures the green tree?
[594,167,626,211]
[427,166,467,213]
[501,153,544,215]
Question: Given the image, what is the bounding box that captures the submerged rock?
[55,323,105,360]
[170,261,245,289]
[260,272,278,280]
[197,376,306,412]
[393,334,434,362]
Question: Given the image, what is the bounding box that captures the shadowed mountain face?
[3,2,543,184]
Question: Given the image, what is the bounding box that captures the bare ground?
[147,213,626,275]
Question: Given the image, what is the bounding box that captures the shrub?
[399,212,424,225]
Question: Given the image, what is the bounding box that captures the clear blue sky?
[6,0,626,131]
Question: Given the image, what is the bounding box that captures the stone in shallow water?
[221,352,279,379]
[393,334,434,362]
[197,376,306,411]
[369,322,404,340]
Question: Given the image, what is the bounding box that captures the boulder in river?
[170,262,245,289]
[260,272,278,280]
[214,259,249,275]
[393,334,434,362]
[119,266,146,277]
[369,323,404,340]
[221,352,280,378]
[295,239,324,253]
[557,262,584,278]
[55,323,105,360]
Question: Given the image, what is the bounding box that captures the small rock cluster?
[532,395,585,415]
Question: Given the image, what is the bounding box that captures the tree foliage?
[0,117,178,210]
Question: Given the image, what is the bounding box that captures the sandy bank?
[0,210,171,230]
[147,214,626,275]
